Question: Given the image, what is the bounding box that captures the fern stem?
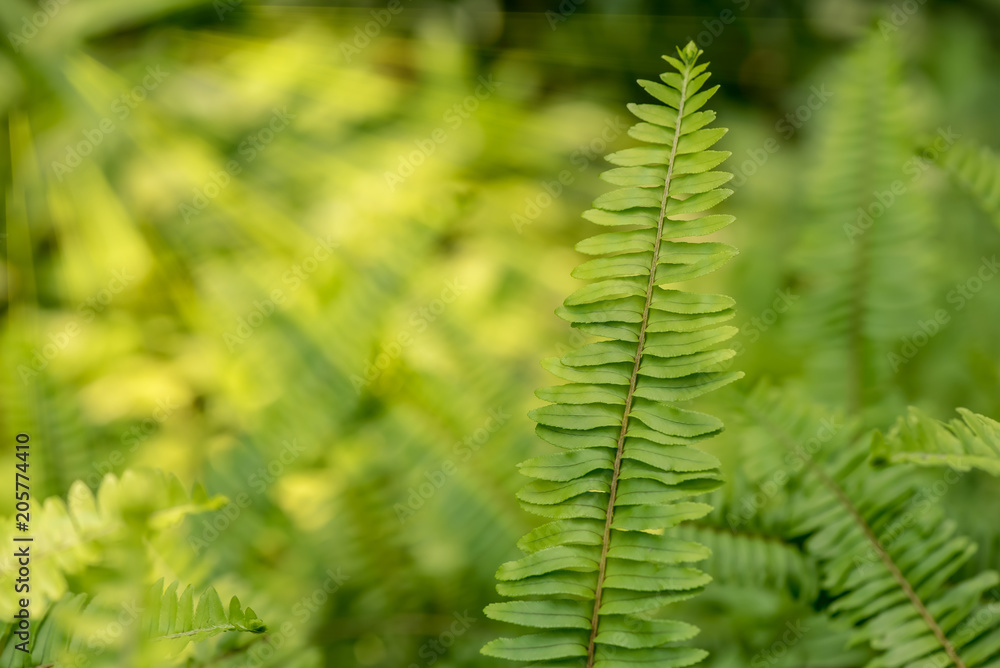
[750,403,967,668]
[847,227,870,416]
[584,60,692,668]
[156,624,241,639]
[844,84,874,417]
[811,466,967,668]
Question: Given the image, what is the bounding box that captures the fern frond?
[792,34,933,415]
[483,42,740,668]
[933,139,1000,231]
[872,407,1000,475]
[0,469,226,619]
[145,578,266,647]
[0,579,265,667]
[744,384,1000,668]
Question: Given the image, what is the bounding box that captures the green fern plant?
[0,578,265,667]
[482,42,740,668]
[0,469,226,620]
[732,383,1000,668]
[0,469,269,667]
[792,34,933,417]
[872,407,1000,475]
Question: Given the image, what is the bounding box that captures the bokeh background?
[3,0,1000,666]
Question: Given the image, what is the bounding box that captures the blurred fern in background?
[3,1,1000,667]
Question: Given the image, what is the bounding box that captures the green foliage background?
[2,0,1000,666]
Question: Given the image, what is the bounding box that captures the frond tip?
[484,45,738,668]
